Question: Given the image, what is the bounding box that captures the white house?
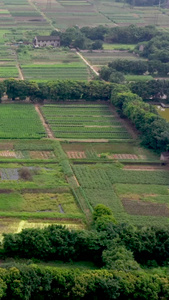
[33,36,60,48]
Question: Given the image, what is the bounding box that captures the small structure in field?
[139,44,145,52]
[160,152,169,162]
[33,36,60,48]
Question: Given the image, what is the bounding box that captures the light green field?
[21,63,90,80]
[156,106,169,122]
[103,43,136,50]
[41,104,131,140]
[72,163,169,226]
[0,104,46,139]
[125,75,154,82]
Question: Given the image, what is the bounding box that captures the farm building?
[33,36,60,48]
[160,152,169,162]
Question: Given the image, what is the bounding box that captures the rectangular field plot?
[18,48,82,64]
[0,163,67,189]
[0,65,19,79]
[0,162,84,221]
[21,63,90,80]
[0,192,80,215]
[41,104,131,140]
[62,142,158,161]
[72,163,169,225]
[81,51,144,67]
[0,104,46,139]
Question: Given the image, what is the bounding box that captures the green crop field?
[72,163,169,226]
[125,75,154,82]
[81,51,145,69]
[0,104,46,139]
[41,104,131,140]
[103,43,136,50]
[21,63,90,80]
[0,65,19,78]
[0,159,84,236]
[18,48,82,64]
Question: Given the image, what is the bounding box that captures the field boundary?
[35,105,54,139]
[76,51,99,76]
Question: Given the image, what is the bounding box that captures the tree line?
[111,84,169,152]
[1,79,169,152]
[130,80,169,102]
[1,205,169,299]
[0,79,112,102]
[99,60,169,82]
[3,205,169,267]
[0,264,169,300]
[50,24,157,49]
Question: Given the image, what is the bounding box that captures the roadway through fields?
[35,105,54,139]
[76,51,99,77]
[16,63,24,80]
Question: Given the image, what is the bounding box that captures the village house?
[160,152,169,164]
[33,36,60,48]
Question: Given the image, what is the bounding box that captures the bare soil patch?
[66,151,86,159]
[29,151,55,159]
[108,154,139,160]
[122,198,169,217]
[124,165,167,171]
[0,143,13,150]
[0,189,12,194]
[0,151,16,158]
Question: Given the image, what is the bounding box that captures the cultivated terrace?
[0,0,168,299]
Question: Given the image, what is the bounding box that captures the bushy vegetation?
[3,79,112,102]
[111,84,169,152]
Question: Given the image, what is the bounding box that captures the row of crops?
[73,165,169,187]
[0,104,46,139]
[72,163,169,225]
[41,104,131,140]
[0,65,18,78]
[21,64,89,80]
[82,52,143,66]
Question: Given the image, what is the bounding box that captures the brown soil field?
[0,151,16,158]
[124,165,168,171]
[29,151,55,159]
[122,198,169,217]
[66,151,86,159]
[0,143,14,150]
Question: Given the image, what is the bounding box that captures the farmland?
[18,48,92,81]
[81,51,145,72]
[0,101,166,234]
[0,104,46,139]
[0,158,84,236]
[72,163,169,226]
[21,63,90,81]
[0,0,168,234]
[41,104,131,140]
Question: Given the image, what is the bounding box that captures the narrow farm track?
[35,105,54,139]
[76,51,99,77]
[16,63,24,80]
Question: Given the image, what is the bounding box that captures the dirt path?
[109,104,138,140]
[124,165,169,171]
[35,105,54,139]
[76,51,99,77]
[16,63,24,80]
[55,138,109,142]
